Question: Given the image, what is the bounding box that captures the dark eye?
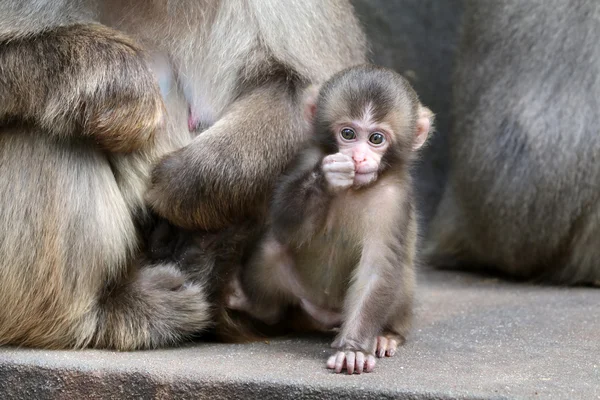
[369,132,385,145]
[340,128,356,140]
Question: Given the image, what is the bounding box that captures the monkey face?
[333,120,391,187]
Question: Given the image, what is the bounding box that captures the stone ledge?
[1,269,599,400]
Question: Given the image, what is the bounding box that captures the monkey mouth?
[353,171,377,186]
[355,165,378,175]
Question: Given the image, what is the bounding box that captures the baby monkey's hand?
[326,350,376,375]
[322,153,355,193]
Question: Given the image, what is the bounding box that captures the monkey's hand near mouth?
[322,153,355,193]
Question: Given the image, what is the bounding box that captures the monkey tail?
[92,263,212,350]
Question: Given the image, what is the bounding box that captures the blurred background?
[351,0,464,231]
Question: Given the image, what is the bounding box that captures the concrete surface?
[1,268,598,399]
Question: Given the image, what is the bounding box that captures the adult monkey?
[427,0,600,285]
[0,0,366,350]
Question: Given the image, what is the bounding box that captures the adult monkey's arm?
[147,0,367,230]
[0,19,163,153]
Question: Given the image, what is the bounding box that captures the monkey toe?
[376,333,403,358]
[225,277,250,311]
[376,336,388,358]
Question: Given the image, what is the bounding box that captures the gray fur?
[427,0,600,284]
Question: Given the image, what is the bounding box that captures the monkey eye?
[369,132,385,145]
[340,128,356,140]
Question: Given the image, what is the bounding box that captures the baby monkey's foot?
[376,332,405,358]
[326,350,376,375]
[225,275,282,325]
[299,298,342,329]
[225,275,249,311]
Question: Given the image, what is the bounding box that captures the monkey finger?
[328,173,355,183]
[326,351,347,373]
[323,153,353,165]
[335,351,347,373]
[345,351,356,375]
[328,176,354,187]
[323,161,355,174]
[355,352,365,374]
[365,355,376,373]
[326,354,337,369]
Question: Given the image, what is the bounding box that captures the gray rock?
[2,269,598,399]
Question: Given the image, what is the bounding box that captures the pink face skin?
[334,120,391,187]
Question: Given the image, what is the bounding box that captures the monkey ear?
[303,84,321,123]
[413,106,434,150]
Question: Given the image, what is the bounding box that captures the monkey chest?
[293,205,366,307]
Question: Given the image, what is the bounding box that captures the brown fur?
[143,0,368,230]
[223,66,432,360]
[0,0,366,349]
[0,23,163,153]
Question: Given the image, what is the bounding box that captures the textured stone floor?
[1,268,599,399]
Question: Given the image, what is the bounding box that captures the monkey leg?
[233,235,344,329]
[428,153,600,285]
[225,271,283,325]
[375,267,415,359]
[299,299,343,330]
[0,130,210,350]
[233,235,302,325]
[268,240,344,329]
[94,263,210,350]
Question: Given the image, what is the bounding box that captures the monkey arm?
[270,148,333,244]
[333,241,410,355]
[147,83,311,231]
[0,24,163,153]
[325,242,408,375]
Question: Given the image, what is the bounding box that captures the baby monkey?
[227,65,433,374]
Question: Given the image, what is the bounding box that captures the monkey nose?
[353,154,367,163]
